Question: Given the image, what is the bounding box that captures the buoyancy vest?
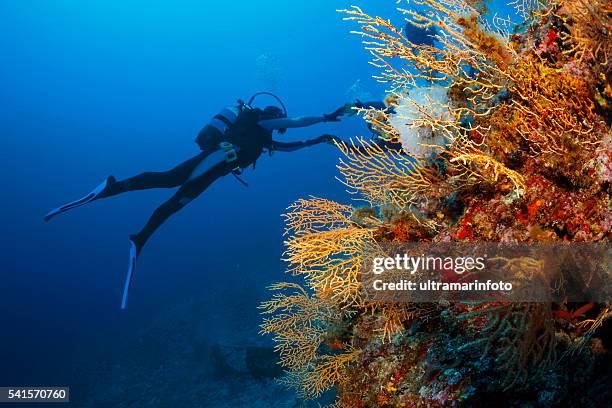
[195,104,273,169]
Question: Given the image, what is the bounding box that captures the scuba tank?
[195,105,240,148]
[193,92,288,187]
[195,92,287,149]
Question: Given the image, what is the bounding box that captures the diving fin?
[121,237,138,309]
[44,176,115,222]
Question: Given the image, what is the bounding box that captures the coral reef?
[388,86,453,156]
[262,0,611,406]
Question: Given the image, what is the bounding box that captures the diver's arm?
[270,135,340,152]
[354,100,388,110]
[259,116,327,131]
[339,137,404,154]
[259,105,347,131]
[353,100,396,115]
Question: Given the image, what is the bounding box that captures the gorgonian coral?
[262,1,611,406]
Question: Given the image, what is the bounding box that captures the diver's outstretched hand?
[318,134,342,145]
[336,100,386,117]
[353,99,388,111]
[323,106,348,122]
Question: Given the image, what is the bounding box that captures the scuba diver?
[44,92,344,309]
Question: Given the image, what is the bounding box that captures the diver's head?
[262,105,286,119]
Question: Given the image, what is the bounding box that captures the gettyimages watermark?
[360,242,611,303]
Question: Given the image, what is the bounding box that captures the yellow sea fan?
[284,227,373,307]
[449,152,526,194]
[283,197,354,237]
[300,348,362,399]
[259,282,337,369]
[336,138,442,207]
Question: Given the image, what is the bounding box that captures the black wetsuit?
[99,107,330,254]
[99,147,234,253]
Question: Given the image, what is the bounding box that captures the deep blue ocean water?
[1,1,515,406]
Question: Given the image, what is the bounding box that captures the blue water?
[1,1,515,406]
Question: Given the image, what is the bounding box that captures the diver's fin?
[121,238,138,309]
[44,176,115,222]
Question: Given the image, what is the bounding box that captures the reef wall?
[261,1,611,406]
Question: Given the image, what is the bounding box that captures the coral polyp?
[261,0,611,406]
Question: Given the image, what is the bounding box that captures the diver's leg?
[44,150,210,222]
[129,160,232,254]
[99,151,210,198]
[120,160,232,309]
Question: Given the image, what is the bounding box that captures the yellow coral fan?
[336,138,443,207]
[283,197,354,237]
[283,198,374,307]
[369,303,422,343]
[341,0,607,195]
[299,348,362,398]
[338,1,534,202]
[558,0,612,65]
[260,282,362,398]
[449,151,526,194]
[260,282,336,369]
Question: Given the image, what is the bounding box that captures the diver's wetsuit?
[94,107,337,255]
[43,100,344,309]
[98,147,234,254]
[91,100,392,253]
